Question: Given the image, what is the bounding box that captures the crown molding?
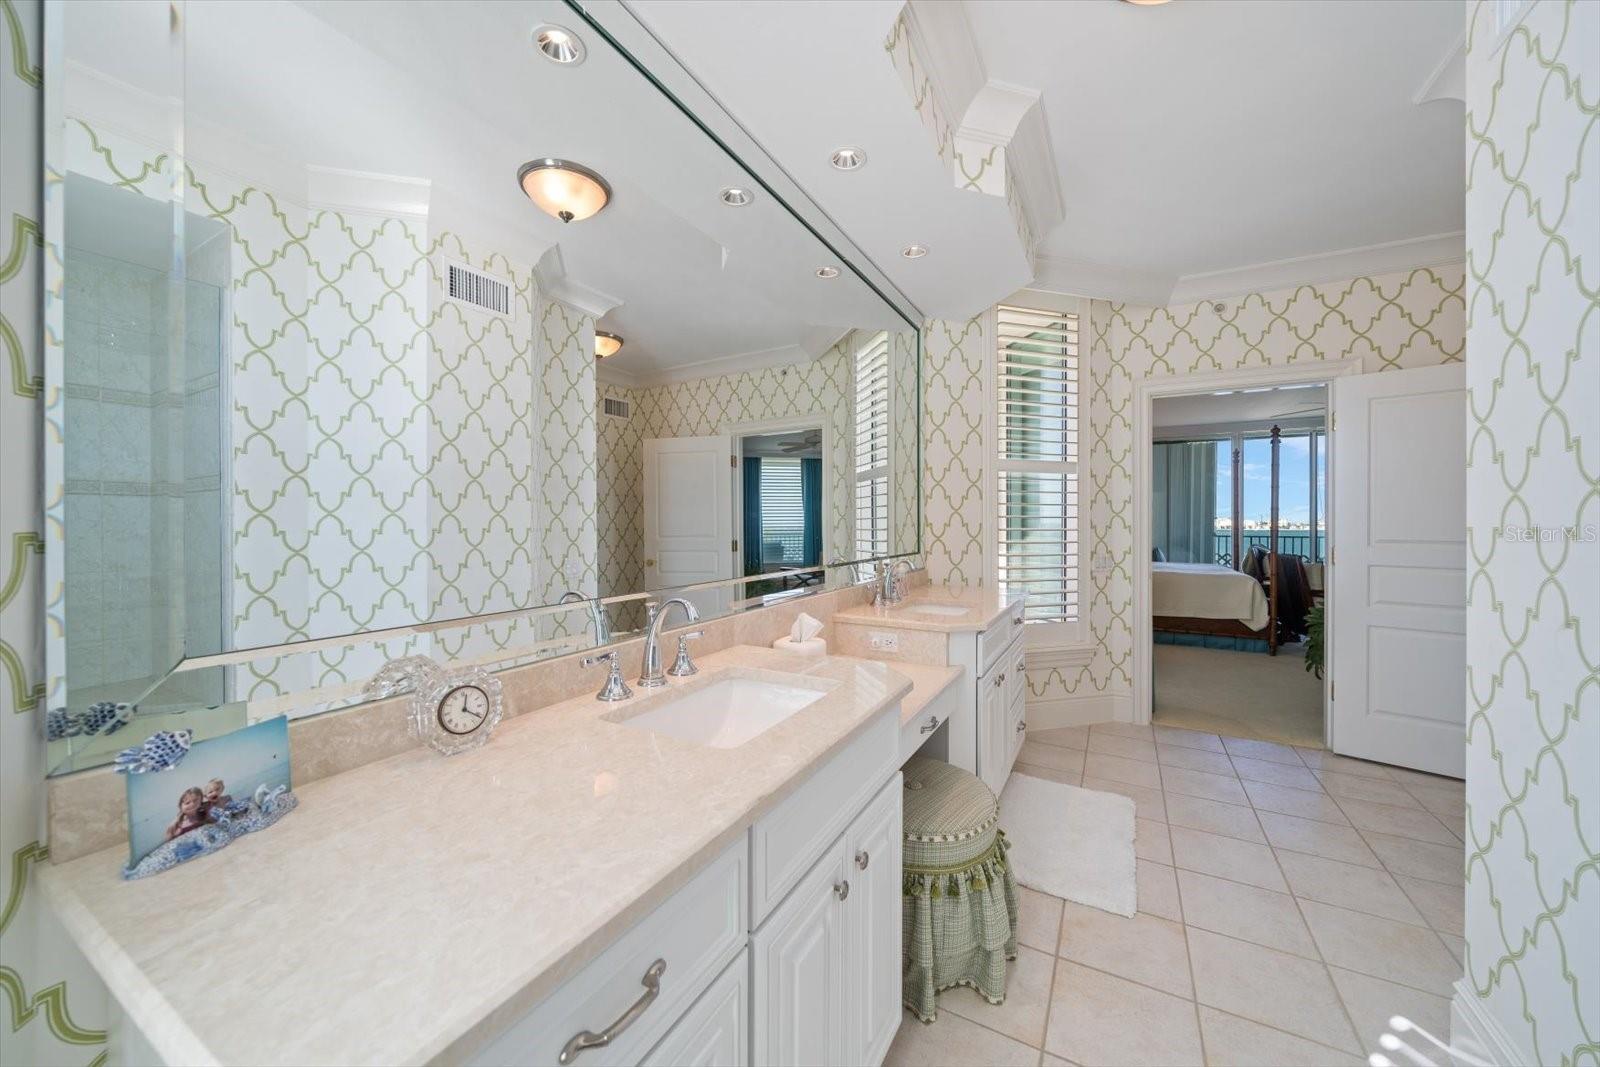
[1029,253,1177,307]
[1415,29,1466,105]
[532,245,624,319]
[600,343,818,391]
[1166,232,1466,305]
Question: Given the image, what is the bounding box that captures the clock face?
[437,684,491,736]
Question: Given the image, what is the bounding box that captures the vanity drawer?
[749,708,899,927]
[641,950,748,1067]
[470,841,747,1067]
[977,601,1026,678]
[898,674,961,761]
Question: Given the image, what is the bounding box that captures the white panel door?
[845,776,903,1067]
[751,843,847,1067]
[643,435,733,617]
[1331,363,1467,777]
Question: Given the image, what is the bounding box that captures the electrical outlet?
[868,631,900,653]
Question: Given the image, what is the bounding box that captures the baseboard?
[1026,690,1132,729]
[1450,980,1528,1066]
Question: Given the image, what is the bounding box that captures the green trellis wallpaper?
[1463,1,1596,1062]
[0,2,112,1064]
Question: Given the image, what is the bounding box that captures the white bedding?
[1151,562,1269,630]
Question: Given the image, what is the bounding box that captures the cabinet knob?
[1013,614,1024,627]
[919,714,938,735]
[1016,719,1027,733]
[855,850,870,870]
[834,879,851,901]
[994,673,1005,687]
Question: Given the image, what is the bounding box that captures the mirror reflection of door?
[642,435,734,619]
[737,429,825,599]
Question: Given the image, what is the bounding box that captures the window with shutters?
[996,302,1081,640]
[758,456,806,566]
[854,331,890,559]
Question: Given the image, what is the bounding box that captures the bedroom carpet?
[1153,642,1324,748]
[999,773,1138,916]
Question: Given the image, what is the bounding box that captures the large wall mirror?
[43,0,921,773]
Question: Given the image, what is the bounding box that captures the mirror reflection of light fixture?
[595,331,624,359]
[533,25,585,64]
[517,159,611,223]
[815,266,840,279]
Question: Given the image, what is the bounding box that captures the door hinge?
[730,455,737,468]
[1331,413,1337,431]
[1330,681,1335,701]
[732,538,739,552]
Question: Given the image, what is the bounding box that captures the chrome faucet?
[874,559,914,606]
[558,590,611,646]
[580,650,632,702]
[638,598,700,688]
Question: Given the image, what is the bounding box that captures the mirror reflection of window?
[854,332,890,559]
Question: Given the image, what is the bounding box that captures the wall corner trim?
[1450,980,1531,1067]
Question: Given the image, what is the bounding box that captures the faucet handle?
[666,631,704,678]
[581,650,633,702]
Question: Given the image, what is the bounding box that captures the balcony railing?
[1213,530,1321,567]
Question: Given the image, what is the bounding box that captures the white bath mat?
[999,773,1138,917]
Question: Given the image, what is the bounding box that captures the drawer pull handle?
[558,958,667,1064]
[834,879,851,901]
[919,714,938,735]
[994,673,1006,687]
[856,849,870,870]
[1013,615,1024,627]
[1016,719,1027,733]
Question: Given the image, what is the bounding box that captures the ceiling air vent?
[443,260,512,319]
[602,396,630,420]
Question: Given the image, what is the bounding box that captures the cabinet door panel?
[642,951,749,1067]
[978,670,1010,796]
[751,845,847,1067]
[846,775,904,1066]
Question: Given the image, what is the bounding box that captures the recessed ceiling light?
[719,187,753,207]
[815,266,840,279]
[595,331,623,359]
[517,159,611,223]
[830,147,867,171]
[901,244,928,259]
[1123,0,1171,5]
[533,24,585,64]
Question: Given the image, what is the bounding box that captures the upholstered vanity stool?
[900,755,1019,1022]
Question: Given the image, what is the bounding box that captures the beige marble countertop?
[39,647,911,1067]
[881,661,964,725]
[833,584,1025,633]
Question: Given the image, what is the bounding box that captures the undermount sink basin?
[903,604,969,617]
[605,671,830,748]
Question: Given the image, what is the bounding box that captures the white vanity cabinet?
[943,600,1027,797]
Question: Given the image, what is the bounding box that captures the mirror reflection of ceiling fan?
[780,430,822,453]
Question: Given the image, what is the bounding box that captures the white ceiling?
[61,0,907,380]
[631,0,1466,313]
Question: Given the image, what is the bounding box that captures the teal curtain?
[1153,441,1218,564]
[742,458,763,575]
[801,457,823,565]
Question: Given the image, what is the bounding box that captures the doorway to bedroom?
[1148,386,1328,747]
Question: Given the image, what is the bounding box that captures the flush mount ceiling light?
[901,244,928,259]
[595,331,623,359]
[830,147,867,171]
[719,187,753,207]
[517,159,611,223]
[533,24,585,64]
[815,266,840,279]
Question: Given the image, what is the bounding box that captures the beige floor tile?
[1135,818,1173,864]
[1382,765,1463,791]
[1082,776,1167,822]
[940,944,1057,1047]
[1329,967,1453,1058]
[1229,755,1323,791]
[1395,875,1464,936]
[1161,765,1250,806]
[1084,751,1164,789]
[1197,1007,1364,1066]
[1176,869,1318,958]
[1298,901,1462,996]
[1041,1056,1073,1067]
[1087,732,1159,763]
[1016,885,1065,953]
[1362,831,1464,886]
[1404,781,1468,822]
[885,1008,1041,1067]
[1155,743,1237,776]
[1439,932,1466,967]
[1241,779,1351,825]
[1164,792,1266,844]
[1314,771,1420,808]
[1058,903,1193,998]
[1186,928,1360,1054]
[1153,724,1226,752]
[1296,750,1392,779]
[1257,811,1381,867]
[1137,859,1182,922]
[1221,736,1305,766]
[1090,721,1156,741]
[1019,740,1088,774]
[1029,724,1089,751]
[1045,960,1205,1066]
[1335,796,1458,845]
[1274,850,1426,926]
[1014,762,1082,787]
[1170,826,1287,892]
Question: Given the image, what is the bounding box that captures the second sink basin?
[604,669,832,748]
